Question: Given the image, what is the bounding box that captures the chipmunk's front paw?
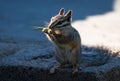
[42,28,48,33]
[42,28,52,34]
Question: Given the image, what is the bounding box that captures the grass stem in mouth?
[34,26,45,30]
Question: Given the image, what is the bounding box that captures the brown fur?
[42,8,81,74]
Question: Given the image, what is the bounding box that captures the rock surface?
[0,41,120,81]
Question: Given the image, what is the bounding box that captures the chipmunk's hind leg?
[49,63,65,74]
[72,64,79,74]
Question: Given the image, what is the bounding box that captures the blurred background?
[0,0,120,50]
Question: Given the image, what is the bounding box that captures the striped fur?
[42,8,81,74]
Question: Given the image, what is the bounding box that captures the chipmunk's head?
[48,8,72,29]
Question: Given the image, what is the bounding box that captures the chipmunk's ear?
[58,8,65,15]
[65,10,72,22]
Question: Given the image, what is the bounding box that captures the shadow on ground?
[0,0,115,49]
[0,0,114,21]
[0,0,115,45]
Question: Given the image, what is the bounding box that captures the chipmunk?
[42,8,81,74]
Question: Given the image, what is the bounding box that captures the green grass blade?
[33,26,45,30]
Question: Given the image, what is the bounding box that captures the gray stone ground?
[0,41,120,81]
